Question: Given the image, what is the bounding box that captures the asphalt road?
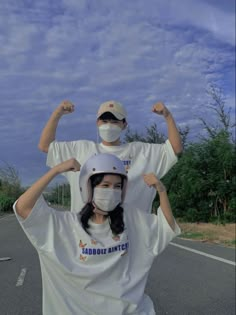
[0,214,235,315]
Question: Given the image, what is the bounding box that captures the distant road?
[0,215,235,315]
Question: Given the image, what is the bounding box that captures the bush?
[0,194,15,212]
[183,208,199,223]
[222,211,236,223]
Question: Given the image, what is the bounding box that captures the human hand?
[55,100,75,117]
[143,173,166,192]
[152,102,170,118]
[55,158,81,174]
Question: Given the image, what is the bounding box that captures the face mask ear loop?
[92,201,97,210]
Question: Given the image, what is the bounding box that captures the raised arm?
[38,100,75,153]
[152,102,183,155]
[15,159,80,219]
[143,173,175,231]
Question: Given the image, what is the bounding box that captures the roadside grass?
[222,240,236,247]
[180,232,205,239]
[178,221,236,247]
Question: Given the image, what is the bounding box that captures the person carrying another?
[38,100,182,213]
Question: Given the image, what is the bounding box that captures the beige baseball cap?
[97,100,127,120]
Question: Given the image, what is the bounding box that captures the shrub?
[0,194,15,212]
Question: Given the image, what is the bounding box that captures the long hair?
[79,173,125,235]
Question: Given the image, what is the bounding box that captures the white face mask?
[98,124,123,142]
[93,187,122,212]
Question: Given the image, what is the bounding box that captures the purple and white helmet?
[79,153,128,204]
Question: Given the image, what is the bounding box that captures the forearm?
[165,113,183,155]
[16,167,59,219]
[38,112,61,153]
[158,190,175,231]
[143,172,176,231]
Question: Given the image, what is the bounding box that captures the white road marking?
[16,268,27,287]
[170,242,236,266]
[0,257,12,261]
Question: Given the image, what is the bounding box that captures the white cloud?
[156,0,235,46]
[0,0,234,185]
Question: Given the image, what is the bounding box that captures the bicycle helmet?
[79,153,128,204]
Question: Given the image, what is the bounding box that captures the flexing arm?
[143,173,175,231]
[152,102,183,155]
[15,159,80,219]
[38,100,75,153]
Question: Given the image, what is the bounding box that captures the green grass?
[222,240,236,247]
[180,232,205,239]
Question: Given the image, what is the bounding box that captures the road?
[0,214,235,315]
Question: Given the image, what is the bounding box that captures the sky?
[0,0,235,187]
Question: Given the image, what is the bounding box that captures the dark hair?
[98,112,126,123]
[79,173,125,235]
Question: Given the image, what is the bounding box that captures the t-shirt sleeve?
[145,140,178,179]
[129,206,181,257]
[13,195,64,252]
[150,207,181,256]
[46,140,77,168]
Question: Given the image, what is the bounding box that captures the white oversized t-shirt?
[47,140,177,213]
[14,196,180,315]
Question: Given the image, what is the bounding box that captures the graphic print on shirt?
[79,254,87,262]
[122,154,133,172]
[78,234,129,262]
[79,240,87,248]
[112,235,120,241]
[91,239,98,245]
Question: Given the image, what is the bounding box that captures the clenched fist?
[55,158,81,174]
[152,102,170,118]
[143,173,166,192]
[55,100,75,117]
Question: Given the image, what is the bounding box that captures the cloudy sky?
[0,0,235,187]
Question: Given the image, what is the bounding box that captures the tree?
[124,121,188,147]
[123,86,235,222]
[124,123,165,144]
[163,85,236,223]
[0,161,24,212]
[46,183,71,208]
[178,125,190,149]
[163,135,236,222]
[199,85,235,141]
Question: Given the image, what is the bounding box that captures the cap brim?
[97,110,125,120]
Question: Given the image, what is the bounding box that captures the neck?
[92,207,108,224]
[102,139,121,146]
[92,213,107,224]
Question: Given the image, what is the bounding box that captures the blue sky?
[0,0,235,187]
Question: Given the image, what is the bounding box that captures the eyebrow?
[102,181,122,185]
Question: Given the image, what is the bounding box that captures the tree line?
[124,86,236,223]
[1,86,235,223]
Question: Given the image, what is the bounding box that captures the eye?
[100,183,110,188]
